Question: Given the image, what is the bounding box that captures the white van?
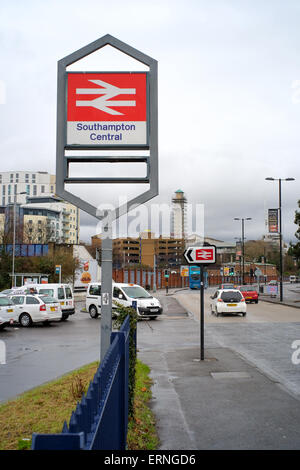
[86,282,163,320]
[22,283,75,320]
[289,275,299,284]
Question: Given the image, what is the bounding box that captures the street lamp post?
[11,192,27,288]
[265,177,295,302]
[234,217,252,285]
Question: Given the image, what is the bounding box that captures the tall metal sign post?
[56,35,158,360]
[184,245,216,360]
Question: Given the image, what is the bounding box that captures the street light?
[11,192,27,288]
[234,217,252,285]
[235,237,246,285]
[265,177,295,301]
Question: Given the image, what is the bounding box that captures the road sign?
[184,246,216,264]
[255,268,263,277]
[55,265,61,274]
[56,35,158,362]
[67,72,148,147]
[180,266,189,277]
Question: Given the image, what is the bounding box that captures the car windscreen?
[38,289,55,296]
[221,291,243,302]
[122,286,152,299]
[38,296,59,304]
[0,297,13,306]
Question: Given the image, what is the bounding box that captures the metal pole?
[279,179,283,302]
[101,215,113,361]
[200,267,204,360]
[153,254,156,292]
[242,219,245,285]
[12,202,16,288]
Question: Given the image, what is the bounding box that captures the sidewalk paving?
[137,295,300,450]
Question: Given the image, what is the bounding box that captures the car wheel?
[89,305,99,319]
[19,313,32,327]
[255,300,258,304]
[150,316,157,320]
[242,312,247,317]
[61,314,69,321]
[0,324,6,331]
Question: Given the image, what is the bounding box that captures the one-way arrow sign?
[184,246,216,264]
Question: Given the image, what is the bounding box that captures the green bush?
[113,304,138,418]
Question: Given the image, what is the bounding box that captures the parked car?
[0,289,15,295]
[22,284,74,321]
[238,285,259,304]
[289,275,299,284]
[210,289,247,317]
[9,294,62,327]
[218,283,237,290]
[86,282,163,320]
[0,296,16,330]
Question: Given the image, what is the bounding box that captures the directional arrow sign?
[184,246,216,264]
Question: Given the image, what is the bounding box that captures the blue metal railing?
[31,316,130,450]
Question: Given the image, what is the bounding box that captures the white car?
[210,289,247,317]
[0,296,16,330]
[86,282,163,320]
[10,294,62,327]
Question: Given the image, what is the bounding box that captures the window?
[11,296,24,305]
[26,296,40,305]
[8,185,11,195]
[0,297,13,306]
[51,185,54,192]
[39,289,54,296]
[10,173,13,182]
[41,185,45,193]
[2,197,5,205]
[25,174,29,183]
[33,185,37,196]
[2,186,5,195]
[89,285,101,296]
[57,288,64,300]
[220,292,243,302]
[26,185,30,195]
[65,287,73,299]
[113,287,126,300]
[14,184,17,194]
[32,174,36,182]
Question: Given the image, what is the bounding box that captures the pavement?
[137,291,300,450]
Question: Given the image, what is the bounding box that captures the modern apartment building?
[0,196,80,245]
[0,171,56,206]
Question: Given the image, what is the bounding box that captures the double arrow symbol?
[184,246,216,264]
[76,79,136,115]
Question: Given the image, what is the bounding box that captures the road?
[174,288,300,398]
[1,289,300,406]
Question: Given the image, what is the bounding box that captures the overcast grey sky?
[1,0,299,244]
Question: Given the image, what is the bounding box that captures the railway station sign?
[67,72,148,147]
[184,246,216,265]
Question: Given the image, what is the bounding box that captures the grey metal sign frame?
[56,34,158,221]
[56,34,158,360]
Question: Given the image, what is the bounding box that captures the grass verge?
[0,359,158,450]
